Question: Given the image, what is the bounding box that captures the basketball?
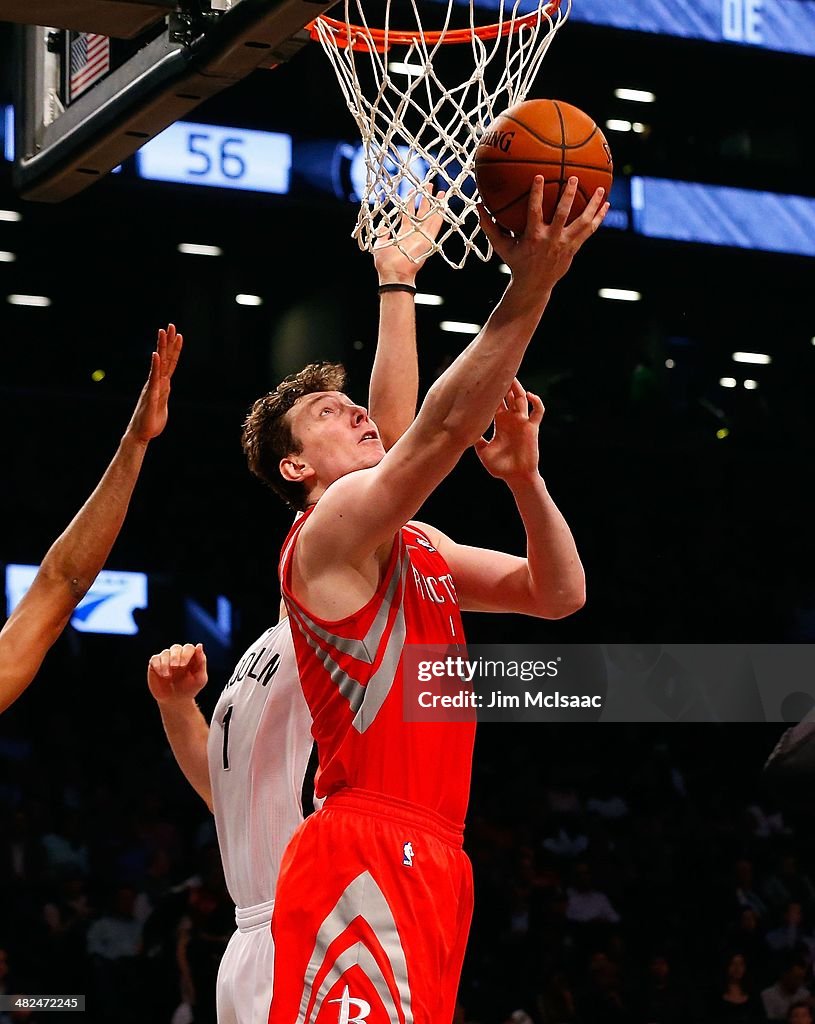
[475,99,613,234]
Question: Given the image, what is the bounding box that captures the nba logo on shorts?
[402,841,414,867]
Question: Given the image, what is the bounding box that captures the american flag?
[69,32,110,102]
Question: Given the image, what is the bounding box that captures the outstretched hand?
[479,176,609,293]
[373,187,447,285]
[147,643,208,707]
[475,379,545,484]
[127,324,183,443]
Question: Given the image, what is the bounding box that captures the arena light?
[7,293,51,307]
[91,370,106,382]
[665,358,675,369]
[178,243,222,256]
[3,105,13,162]
[614,88,656,103]
[744,379,759,390]
[598,288,641,301]
[0,251,15,262]
[631,122,649,134]
[415,293,444,306]
[0,209,21,222]
[236,293,263,306]
[732,351,772,365]
[717,428,730,440]
[606,119,632,132]
[440,321,482,334]
[719,377,737,388]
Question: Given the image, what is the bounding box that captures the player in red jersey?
[0,325,182,714]
[145,195,445,1024]
[241,177,608,1024]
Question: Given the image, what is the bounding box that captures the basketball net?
[311,0,569,269]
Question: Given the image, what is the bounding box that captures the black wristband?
[378,283,417,296]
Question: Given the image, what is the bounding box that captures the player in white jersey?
[147,196,445,1024]
[211,625,312,1024]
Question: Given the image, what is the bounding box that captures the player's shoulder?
[245,617,291,641]
[251,618,294,654]
[295,472,399,570]
[301,470,378,530]
[406,520,448,550]
[221,619,294,686]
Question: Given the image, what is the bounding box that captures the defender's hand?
[373,187,447,285]
[126,324,183,444]
[475,379,545,484]
[148,643,207,706]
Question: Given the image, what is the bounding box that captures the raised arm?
[415,380,585,620]
[369,191,445,450]
[305,178,608,565]
[147,643,213,810]
[0,326,183,713]
[274,196,446,627]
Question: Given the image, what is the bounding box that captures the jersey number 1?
[222,704,234,770]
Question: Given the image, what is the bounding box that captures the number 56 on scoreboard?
[136,120,292,194]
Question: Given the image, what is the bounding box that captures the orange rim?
[307,2,561,53]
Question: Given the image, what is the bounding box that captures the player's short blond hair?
[241,362,347,511]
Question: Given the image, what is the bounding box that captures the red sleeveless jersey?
[279,512,475,829]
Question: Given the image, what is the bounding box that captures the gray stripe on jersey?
[291,601,406,734]
[299,623,366,715]
[287,545,411,734]
[292,537,405,663]
[351,602,406,734]
[298,870,413,1024]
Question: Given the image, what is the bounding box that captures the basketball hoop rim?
[307,1,561,53]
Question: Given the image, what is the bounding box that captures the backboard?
[12,0,335,202]
[1,1,175,40]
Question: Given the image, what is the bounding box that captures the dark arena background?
[1,2,815,1022]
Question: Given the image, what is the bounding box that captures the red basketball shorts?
[268,788,473,1024]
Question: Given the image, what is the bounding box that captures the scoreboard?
[468,0,815,57]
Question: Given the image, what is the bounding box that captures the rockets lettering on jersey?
[410,567,458,605]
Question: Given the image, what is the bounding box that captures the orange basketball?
[474,99,613,234]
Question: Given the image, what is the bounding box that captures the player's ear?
[279,455,314,486]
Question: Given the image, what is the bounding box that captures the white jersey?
[207,620,313,911]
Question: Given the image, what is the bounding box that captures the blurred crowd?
[1,641,813,1024]
[463,728,815,1024]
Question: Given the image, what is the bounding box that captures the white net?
[312,0,570,269]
